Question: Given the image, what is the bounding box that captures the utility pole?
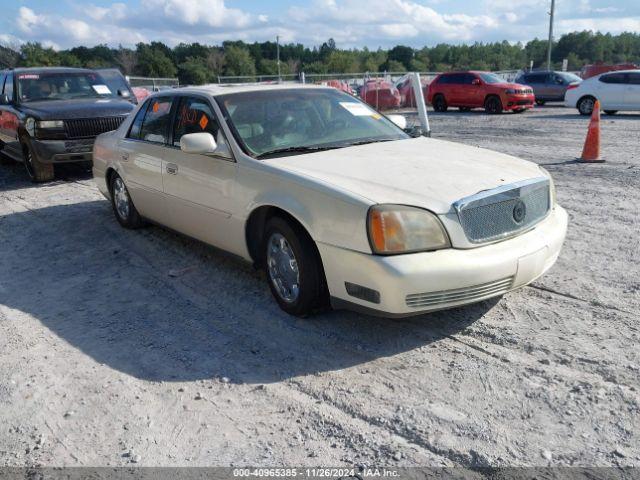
[276,35,281,82]
[546,0,555,71]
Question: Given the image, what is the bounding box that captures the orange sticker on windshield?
[199,114,209,130]
[152,102,159,113]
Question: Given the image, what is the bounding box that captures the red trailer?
[360,79,401,110]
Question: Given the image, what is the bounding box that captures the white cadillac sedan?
[93,84,568,317]
[565,69,640,115]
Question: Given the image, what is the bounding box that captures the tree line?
[1,31,639,84]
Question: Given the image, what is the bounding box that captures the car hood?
[19,98,134,120]
[263,137,544,214]
[493,82,529,90]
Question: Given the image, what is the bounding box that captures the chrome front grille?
[406,277,514,309]
[454,178,551,244]
[64,116,126,139]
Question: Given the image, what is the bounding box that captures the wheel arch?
[245,204,316,267]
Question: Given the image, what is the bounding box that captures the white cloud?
[5,0,635,50]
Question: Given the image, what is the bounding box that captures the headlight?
[539,166,556,205]
[367,205,450,254]
[25,117,36,137]
[36,120,64,129]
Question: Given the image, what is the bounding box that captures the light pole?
[546,0,555,71]
[276,35,281,82]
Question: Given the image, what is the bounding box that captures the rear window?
[139,97,174,144]
[525,73,548,83]
[599,73,627,84]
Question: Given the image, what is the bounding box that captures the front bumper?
[319,205,568,317]
[30,138,94,164]
[504,94,535,110]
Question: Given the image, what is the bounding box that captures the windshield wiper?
[346,138,398,147]
[256,145,339,159]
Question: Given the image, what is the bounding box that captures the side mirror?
[387,114,407,130]
[0,94,9,105]
[117,89,131,98]
[180,132,217,155]
[471,78,481,85]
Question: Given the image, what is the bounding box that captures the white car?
[93,84,568,317]
[564,69,640,115]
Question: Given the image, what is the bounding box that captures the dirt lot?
[0,105,638,469]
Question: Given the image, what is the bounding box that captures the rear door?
[448,74,466,105]
[598,73,627,109]
[525,73,548,100]
[160,95,239,252]
[624,72,640,109]
[117,96,174,223]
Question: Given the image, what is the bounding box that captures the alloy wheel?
[266,232,300,304]
[113,177,131,220]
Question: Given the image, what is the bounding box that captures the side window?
[435,75,448,85]
[3,73,13,100]
[0,73,5,94]
[139,97,173,144]
[462,74,476,84]
[127,100,151,140]
[173,96,220,147]
[627,73,640,85]
[600,73,627,84]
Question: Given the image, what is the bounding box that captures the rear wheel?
[604,110,618,115]
[577,96,596,116]
[432,94,448,112]
[263,216,327,316]
[109,173,145,229]
[535,99,546,106]
[22,139,54,182]
[484,96,503,114]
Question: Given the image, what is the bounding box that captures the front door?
[161,95,238,252]
[597,72,627,109]
[117,96,174,223]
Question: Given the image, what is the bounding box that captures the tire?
[484,96,503,114]
[459,106,471,112]
[432,94,448,112]
[22,139,54,182]
[535,99,546,106]
[604,110,618,115]
[263,216,327,316]
[577,96,596,116]
[109,173,145,229]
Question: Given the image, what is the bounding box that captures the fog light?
[345,282,381,304]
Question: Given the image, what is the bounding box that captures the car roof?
[8,67,98,74]
[147,83,333,98]
[596,69,640,75]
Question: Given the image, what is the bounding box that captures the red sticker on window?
[199,114,208,130]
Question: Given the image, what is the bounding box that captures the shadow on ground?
[0,191,494,385]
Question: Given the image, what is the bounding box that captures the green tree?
[223,45,256,77]
[178,57,211,85]
[136,43,177,77]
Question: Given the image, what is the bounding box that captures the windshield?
[478,72,505,84]
[558,72,582,83]
[216,88,409,158]
[16,71,118,103]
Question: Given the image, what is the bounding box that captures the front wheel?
[263,216,327,316]
[577,96,596,116]
[484,96,503,114]
[22,139,54,182]
[109,173,145,229]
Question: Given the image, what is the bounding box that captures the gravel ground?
[0,105,638,469]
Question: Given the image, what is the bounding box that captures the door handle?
[166,163,178,175]
[121,153,129,161]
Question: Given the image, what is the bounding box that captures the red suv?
[427,71,534,114]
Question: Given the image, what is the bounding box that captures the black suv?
[0,67,136,181]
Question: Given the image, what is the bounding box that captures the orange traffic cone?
[580,99,604,163]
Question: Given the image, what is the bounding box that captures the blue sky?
[1,0,638,50]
